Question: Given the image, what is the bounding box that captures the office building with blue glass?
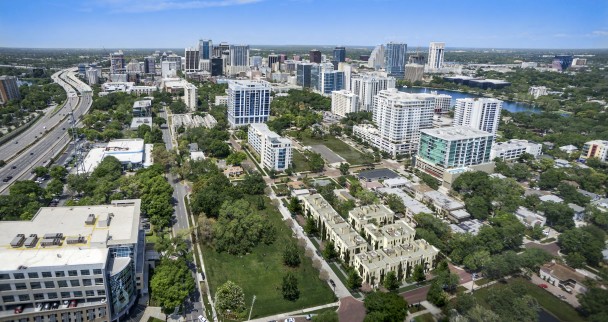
[385,43,407,79]
[227,80,271,127]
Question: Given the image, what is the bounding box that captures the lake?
[400,86,541,114]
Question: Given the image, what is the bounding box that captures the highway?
[0,68,92,194]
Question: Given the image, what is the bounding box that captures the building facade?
[199,39,212,60]
[109,50,125,75]
[384,43,407,79]
[367,45,385,70]
[228,45,249,75]
[350,73,396,112]
[415,126,494,179]
[404,64,424,82]
[0,76,21,104]
[0,200,144,322]
[309,49,322,64]
[227,80,271,127]
[247,124,292,171]
[331,90,359,117]
[333,47,346,63]
[184,47,200,72]
[352,89,435,156]
[529,86,548,99]
[427,42,445,70]
[296,63,313,88]
[143,57,156,75]
[453,98,502,138]
[490,139,543,161]
[580,140,608,162]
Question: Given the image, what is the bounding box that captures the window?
[19,294,30,301]
[54,271,65,277]
[2,295,14,302]
[57,280,68,288]
[45,281,55,288]
[34,293,44,300]
[73,291,82,297]
[82,279,92,286]
[94,278,103,285]
[85,290,95,297]
[47,293,58,299]
[0,284,10,291]
[97,290,105,296]
[70,280,80,287]
[80,270,90,276]
[30,282,41,289]
[68,270,78,277]
[93,269,102,275]
[0,274,9,280]
[15,283,27,290]
[28,272,39,279]
[60,292,71,298]
[13,273,25,279]
[42,272,52,278]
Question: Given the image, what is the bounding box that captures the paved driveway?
[337,296,365,322]
[401,285,431,305]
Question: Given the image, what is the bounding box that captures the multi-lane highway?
[0,68,92,193]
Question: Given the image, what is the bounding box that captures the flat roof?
[0,200,140,271]
[130,117,152,129]
[377,188,432,215]
[420,126,493,141]
[424,190,465,210]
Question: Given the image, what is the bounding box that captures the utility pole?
[247,295,256,321]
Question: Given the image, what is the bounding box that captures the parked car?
[538,284,548,289]
[198,315,208,322]
[329,279,336,287]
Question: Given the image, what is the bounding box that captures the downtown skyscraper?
[453,98,502,138]
[428,42,445,70]
[199,39,212,60]
[385,43,407,79]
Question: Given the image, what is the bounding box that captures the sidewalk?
[248,302,339,322]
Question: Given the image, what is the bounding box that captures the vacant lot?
[294,133,372,165]
[291,149,312,172]
[473,278,585,322]
[201,197,336,319]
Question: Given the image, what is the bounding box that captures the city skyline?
[0,0,606,49]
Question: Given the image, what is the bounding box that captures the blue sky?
[0,0,606,49]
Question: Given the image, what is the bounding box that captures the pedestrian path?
[248,302,339,322]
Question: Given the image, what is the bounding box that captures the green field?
[201,197,336,320]
[473,278,585,322]
[147,318,164,322]
[413,312,435,322]
[291,149,312,172]
[294,133,373,165]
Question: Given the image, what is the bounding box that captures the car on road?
[538,284,548,288]
[11,166,16,169]
[198,315,208,322]
[329,279,336,287]
[284,318,295,322]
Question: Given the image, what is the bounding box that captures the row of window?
[1,278,104,292]
[2,289,105,302]
[0,270,102,280]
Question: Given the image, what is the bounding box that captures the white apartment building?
[529,86,548,99]
[161,61,177,78]
[86,68,99,85]
[214,95,228,106]
[367,45,385,70]
[227,80,271,127]
[404,64,424,82]
[162,78,198,111]
[427,42,445,70]
[350,72,396,111]
[247,124,292,171]
[331,90,359,117]
[431,91,452,115]
[580,140,608,162]
[353,89,434,156]
[453,98,502,138]
[0,200,144,322]
[490,139,543,160]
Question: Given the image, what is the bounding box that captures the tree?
[579,286,608,321]
[282,272,300,301]
[427,279,448,306]
[558,227,604,266]
[307,151,325,172]
[169,100,188,114]
[215,280,246,318]
[385,194,406,214]
[412,264,426,283]
[322,240,337,260]
[463,250,491,271]
[557,183,590,206]
[197,215,215,245]
[346,268,362,291]
[287,197,301,214]
[33,166,49,178]
[383,271,399,292]
[304,216,318,235]
[46,178,64,197]
[539,201,574,232]
[49,165,68,181]
[239,173,266,195]
[283,242,301,267]
[226,151,247,166]
[363,291,408,322]
[339,162,350,175]
[150,258,196,316]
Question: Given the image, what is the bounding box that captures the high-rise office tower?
[427,42,445,70]
[338,62,352,91]
[279,54,287,63]
[227,80,271,127]
[333,47,346,63]
[297,63,313,88]
[293,55,301,61]
[552,55,573,72]
[408,53,425,65]
[213,42,230,58]
[185,47,200,72]
[453,98,502,138]
[0,75,20,104]
[350,72,396,111]
[199,39,212,60]
[210,58,223,76]
[110,50,126,74]
[268,54,280,71]
[352,89,434,156]
[404,64,425,82]
[320,70,345,94]
[309,49,322,63]
[166,54,182,71]
[86,67,99,85]
[144,56,156,74]
[416,126,493,179]
[385,42,407,79]
[368,45,385,70]
[250,56,262,68]
[229,45,249,75]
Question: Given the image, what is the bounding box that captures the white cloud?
[591,30,608,37]
[95,0,263,13]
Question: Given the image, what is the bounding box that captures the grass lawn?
[294,133,372,165]
[147,318,164,322]
[291,149,312,172]
[413,312,435,322]
[472,278,585,322]
[473,278,489,286]
[201,196,336,320]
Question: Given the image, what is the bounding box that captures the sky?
[0,0,607,49]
